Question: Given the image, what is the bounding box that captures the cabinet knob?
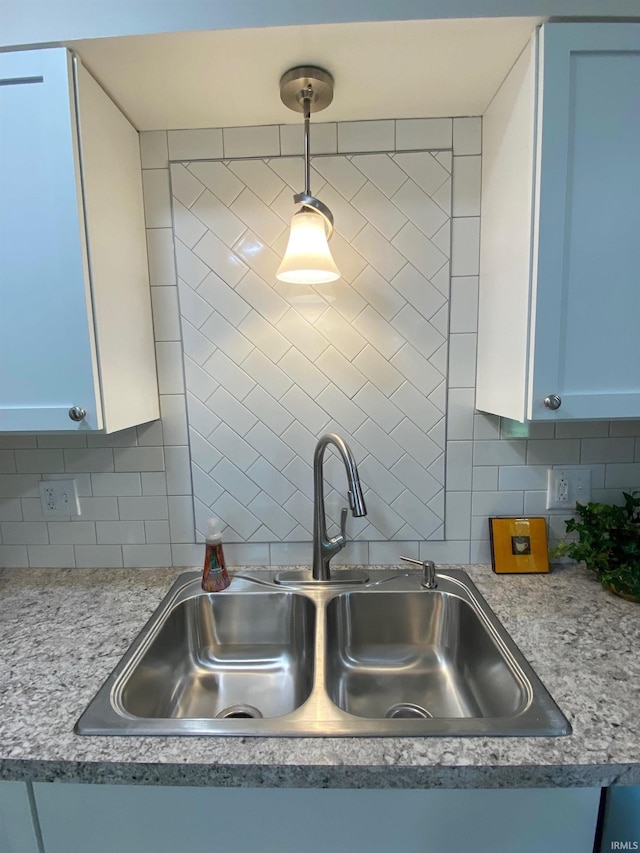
[544,395,562,411]
[68,406,87,422]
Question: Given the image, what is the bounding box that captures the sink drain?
[385,702,432,720]
[215,704,263,720]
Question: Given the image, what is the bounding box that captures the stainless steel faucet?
[312,433,367,581]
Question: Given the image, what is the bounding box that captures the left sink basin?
[76,574,316,735]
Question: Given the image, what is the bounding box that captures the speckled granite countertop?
[0,563,638,789]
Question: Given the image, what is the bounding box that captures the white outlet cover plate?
[38,479,81,518]
[546,467,592,511]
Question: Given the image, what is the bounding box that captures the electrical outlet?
[546,468,592,510]
[38,479,81,518]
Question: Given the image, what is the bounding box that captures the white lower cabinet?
[32,783,600,853]
[0,781,40,853]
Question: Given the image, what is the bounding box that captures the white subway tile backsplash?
[96,521,145,545]
[140,472,167,495]
[168,128,223,161]
[75,497,120,521]
[86,428,138,449]
[172,199,207,248]
[168,496,197,544]
[144,520,171,544]
[581,437,635,464]
[447,388,475,440]
[554,420,609,439]
[393,152,449,196]
[453,117,482,156]
[470,539,491,564]
[74,545,124,568]
[117,496,169,521]
[170,163,206,209]
[28,545,75,568]
[164,446,193,495]
[4,117,638,570]
[15,450,64,474]
[526,439,581,465]
[473,413,501,440]
[473,440,527,467]
[223,125,280,158]
[523,491,550,515]
[420,539,471,564]
[122,544,172,568]
[155,342,187,395]
[146,229,177,287]
[48,522,96,545]
[171,543,202,566]
[450,217,480,276]
[137,420,164,448]
[114,447,165,473]
[498,465,548,491]
[1,521,48,544]
[604,463,640,489]
[159,395,189,446]
[396,118,452,151]
[63,447,114,474]
[452,155,482,217]
[0,545,29,567]
[352,180,406,240]
[470,466,500,492]
[312,156,367,200]
[392,222,448,281]
[610,420,640,437]
[446,442,473,490]
[280,122,337,156]
[37,434,88,449]
[0,498,22,521]
[338,120,395,153]
[139,130,168,169]
[0,451,15,474]
[448,334,477,389]
[471,490,524,518]
[351,153,408,197]
[142,169,172,228]
[445,491,471,540]
[0,436,37,449]
[449,277,479,334]
[91,473,142,497]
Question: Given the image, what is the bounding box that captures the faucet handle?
[339,506,348,542]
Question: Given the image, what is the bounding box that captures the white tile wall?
[1,117,640,569]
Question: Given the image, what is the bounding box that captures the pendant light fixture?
[276,65,340,285]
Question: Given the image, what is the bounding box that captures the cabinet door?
[0,781,40,853]
[530,24,640,420]
[0,48,103,431]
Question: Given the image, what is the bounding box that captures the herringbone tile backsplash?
[172,151,451,543]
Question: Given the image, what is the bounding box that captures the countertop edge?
[2,758,639,789]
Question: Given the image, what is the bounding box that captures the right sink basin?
[325,589,527,721]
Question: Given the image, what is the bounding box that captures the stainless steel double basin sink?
[76,568,571,737]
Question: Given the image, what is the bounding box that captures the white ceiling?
[69,17,541,131]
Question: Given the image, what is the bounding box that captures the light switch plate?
[546,468,592,510]
[38,479,81,518]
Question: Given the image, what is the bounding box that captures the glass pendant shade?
[275,209,340,285]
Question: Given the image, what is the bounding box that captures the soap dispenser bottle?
[202,517,230,592]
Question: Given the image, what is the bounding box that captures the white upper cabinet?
[0,48,158,433]
[476,23,640,421]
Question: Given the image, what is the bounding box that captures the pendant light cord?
[303,95,311,196]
